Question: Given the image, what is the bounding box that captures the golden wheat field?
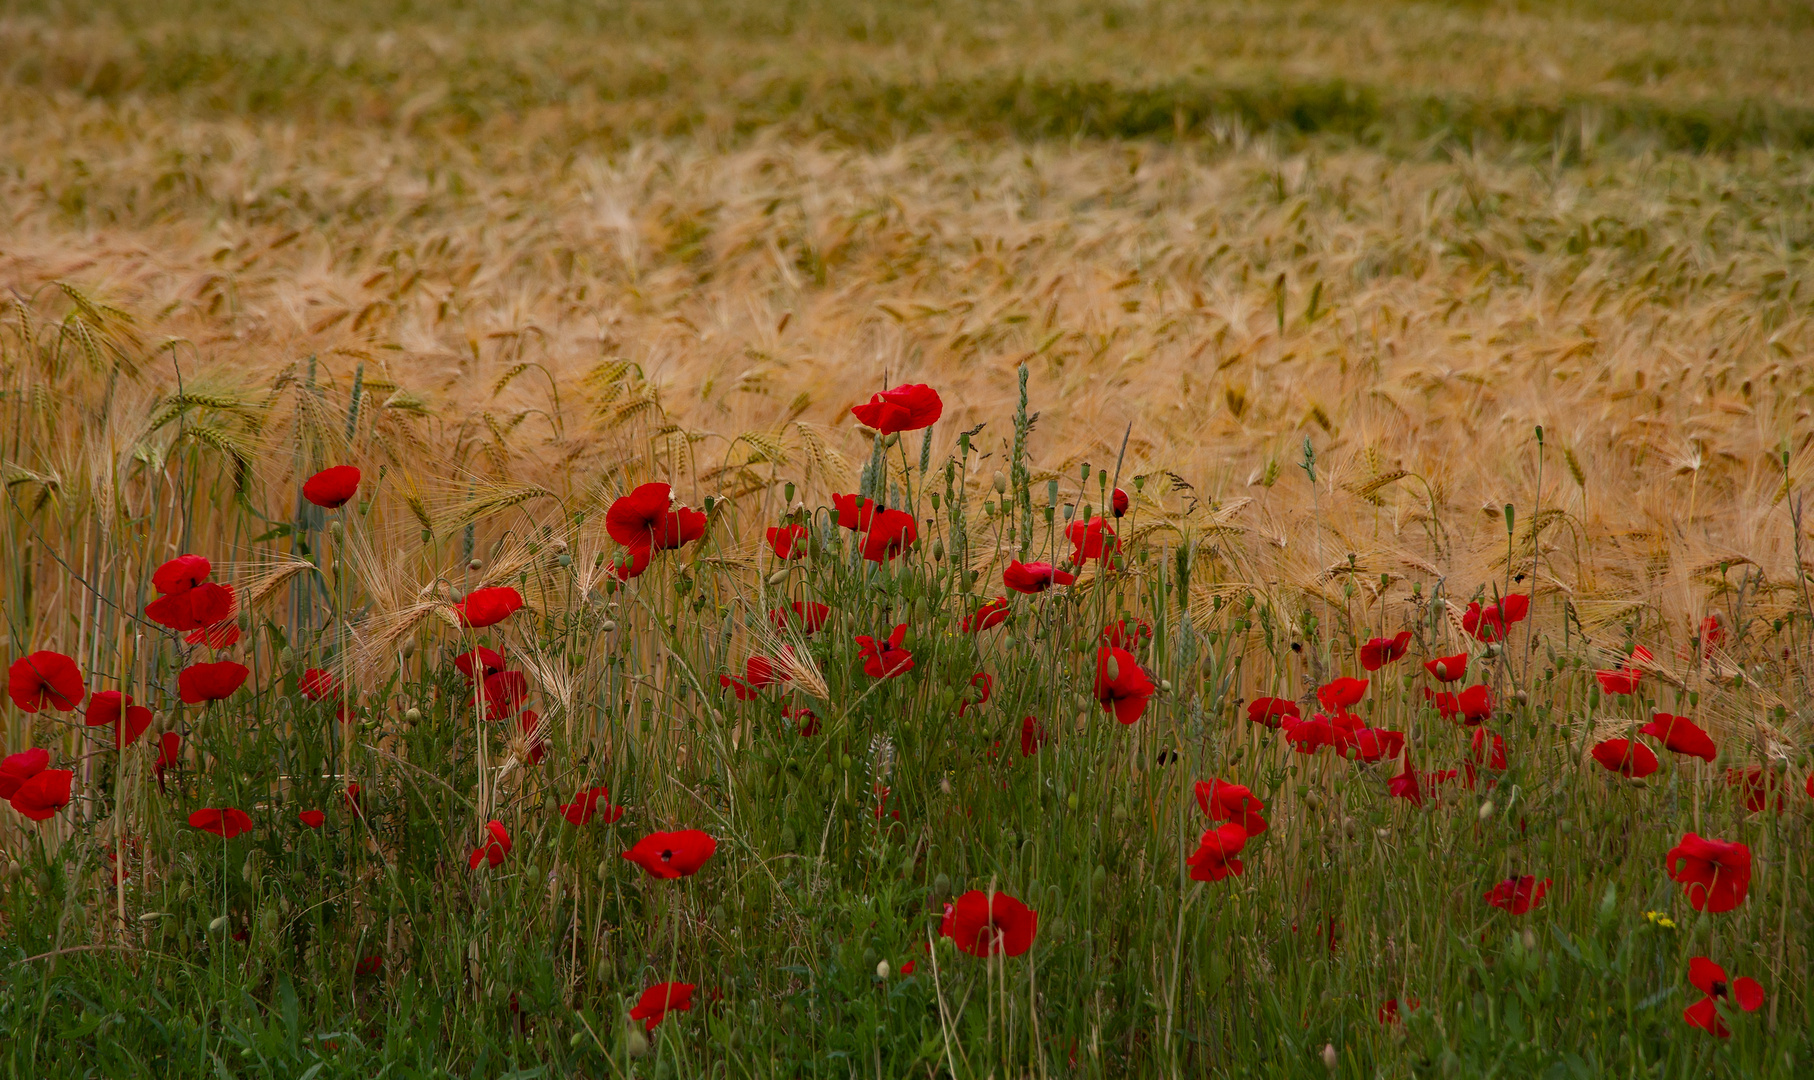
[3,0,1814,1076]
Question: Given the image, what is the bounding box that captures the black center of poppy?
[661,849,674,862]
[1711,980,1727,998]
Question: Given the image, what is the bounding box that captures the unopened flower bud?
[992,471,1007,494]
[468,558,483,571]
[1322,1044,1338,1071]
[876,960,891,979]
[1478,800,1496,821]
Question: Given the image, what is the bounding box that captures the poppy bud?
[883,433,898,448]
[767,568,789,587]
[1478,800,1495,821]
[602,620,618,633]
[404,707,421,724]
[329,520,345,541]
[992,471,1007,494]
[876,959,890,979]
[209,915,230,934]
[468,558,482,571]
[139,911,168,925]
[1105,656,1121,682]
[625,1029,650,1058]
[1322,1044,1338,1071]
[1521,928,1536,951]
[279,647,295,669]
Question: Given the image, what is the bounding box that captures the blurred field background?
[3,0,1814,1076]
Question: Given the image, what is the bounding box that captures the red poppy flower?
[561,786,625,826]
[962,597,1010,633]
[189,808,254,839]
[0,747,48,800]
[355,955,384,977]
[629,982,697,1030]
[1639,713,1716,762]
[831,493,878,531]
[766,524,809,559]
[1456,684,1494,724]
[1094,646,1154,725]
[770,601,831,635]
[185,621,241,649]
[1483,875,1550,915]
[1111,487,1130,517]
[1461,594,1529,642]
[1591,738,1658,778]
[1378,998,1420,1025]
[1726,768,1784,814]
[298,810,326,829]
[607,482,707,551]
[1186,822,1248,882]
[298,668,340,701]
[1099,618,1152,650]
[1666,833,1751,912]
[958,672,993,717]
[1698,614,1726,655]
[8,651,86,713]
[856,624,914,678]
[1389,758,1458,807]
[622,829,718,879]
[302,465,361,509]
[342,782,365,812]
[10,767,73,821]
[1595,667,1642,695]
[154,732,181,788]
[719,674,758,701]
[784,704,820,736]
[468,819,512,869]
[1423,652,1468,682]
[1339,726,1405,763]
[477,670,527,719]
[1194,780,1266,834]
[455,586,524,628]
[1428,684,1493,725]
[1003,560,1075,594]
[609,543,654,581]
[859,508,917,563]
[1683,956,1764,1037]
[1316,677,1368,710]
[1065,517,1119,565]
[152,554,214,594]
[850,383,943,434]
[944,889,1038,957]
[1282,713,1341,754]
[454,647,506,681]
[84,690,146,743]
[1246,697,1300,728]
[146,581,235,632]
[1467,728,1507,786]
[1019,716,1049,757]
[1359,631,1412,671]
[178,660,250,704]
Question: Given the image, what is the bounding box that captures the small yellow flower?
[1643,910,1676,930]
